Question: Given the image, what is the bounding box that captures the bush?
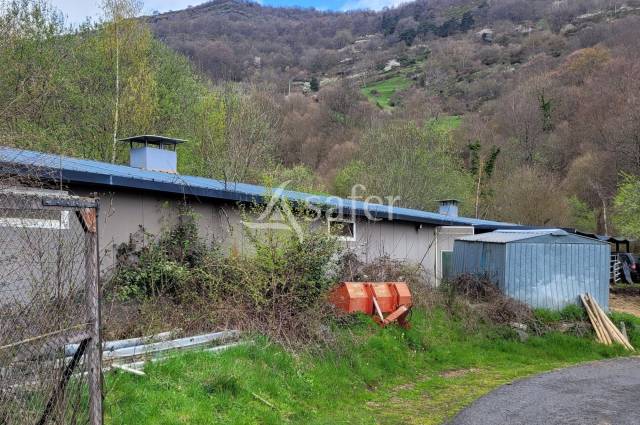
[110,206,208,299]
[338,254,442,313]
[442,274,600,338]
[477,46,502,66]
[107,205,345,346]
[442,274,534,326]
[224,224,342,311]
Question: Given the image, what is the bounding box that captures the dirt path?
[610,293,640,316]
[448,357,640,425]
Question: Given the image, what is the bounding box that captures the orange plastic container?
[329,282,412,317]
[393,282,412,307]
[369,284,395,313]
[329,282,373,315]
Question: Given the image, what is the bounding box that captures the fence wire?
[0,187,101,425]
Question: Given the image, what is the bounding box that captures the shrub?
[443,274,598,337]
[477,46,502,66]
[107,205,345,346]
[338,254,440,312]
[225,224,342,311]
[443,274,534,326]
[110,206,209,299]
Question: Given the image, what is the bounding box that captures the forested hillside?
[2,0,640,237]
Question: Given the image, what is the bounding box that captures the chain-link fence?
[0,189,102,425]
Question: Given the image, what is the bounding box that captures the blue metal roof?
[456,229,606,244]
[0,146,520,229]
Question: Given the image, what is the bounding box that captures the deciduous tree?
[613,173,640,238]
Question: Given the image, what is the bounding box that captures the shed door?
[442,251,454,282]
[436,226,474,284]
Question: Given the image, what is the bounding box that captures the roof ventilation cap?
[119,135,187,173]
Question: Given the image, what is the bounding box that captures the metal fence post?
[82,203,103,425]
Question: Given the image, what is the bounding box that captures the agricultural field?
[428,115,462,133]
[362,75,413,109]
[104,308,639,425]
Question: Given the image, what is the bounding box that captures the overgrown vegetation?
[106,205,344,344]
[98,209,640,423]
[108,210,614,347]
[104,273,640,425]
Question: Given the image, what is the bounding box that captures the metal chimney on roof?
[119,135,187,173]
[438,199,459,218]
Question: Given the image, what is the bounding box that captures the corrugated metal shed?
[0,146,521,229]
[453,229,610,310]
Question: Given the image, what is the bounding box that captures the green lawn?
[362,75,412,108]
[428,115,462,132]
[104,309,639,424]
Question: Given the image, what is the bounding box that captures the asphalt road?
[448,357,640,425]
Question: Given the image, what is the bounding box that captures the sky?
[49,0,406,25]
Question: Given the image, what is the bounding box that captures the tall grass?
[104,307,638,425]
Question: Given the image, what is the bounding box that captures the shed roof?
[456,229,606,244]
[0,146,522,229]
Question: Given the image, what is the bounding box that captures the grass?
[362,75,412,108]
[103,307,639,424]
[429,115,462,131]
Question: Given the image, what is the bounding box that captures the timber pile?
[580,293,634,351]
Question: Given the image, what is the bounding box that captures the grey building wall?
[0,210,87,307]
[73,187,450,283]
[435,226,475,282]
[453,239,610,310]
[351,218,437,281]
[74,189,245,272]
[453,240,506,287]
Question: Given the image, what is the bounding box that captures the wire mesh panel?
[0,190,102,425]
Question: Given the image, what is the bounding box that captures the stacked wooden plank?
[580,293,634,351]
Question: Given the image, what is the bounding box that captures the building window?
[328,218,356,242]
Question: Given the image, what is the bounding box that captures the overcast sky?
[49,0,406,25]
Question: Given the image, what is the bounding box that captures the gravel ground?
[448,357,640,425]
